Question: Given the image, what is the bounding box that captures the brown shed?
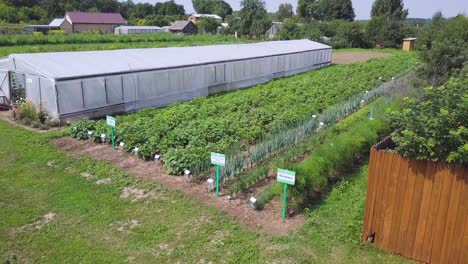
[402,37,417,51]
[169,21,198,35]
[64,12,126,34]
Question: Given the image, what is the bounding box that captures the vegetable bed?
[71,51,417,175]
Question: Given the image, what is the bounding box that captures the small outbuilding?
[169,21,198,35]
[0,40,332,121]
[267,22,283,39]
[402,37,417,51]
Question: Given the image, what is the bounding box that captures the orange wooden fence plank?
[388,155,410,252]
[371,150,386,245]
[375,151,393,246]
[411,161,436,260]
[381,153,401,250]
[362,148,379,241]
[439,166,464,263]
[461,233,468,264]
[421,163,446,263]
[430,165,455,264]
[448,166,468,264]
[396,158,418,255]
[404,159,427,257]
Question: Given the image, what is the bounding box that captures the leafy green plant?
[390,73,468,164]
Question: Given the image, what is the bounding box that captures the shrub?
[390,73,468,164]
[32,31,43,37]
[49,30,65,35]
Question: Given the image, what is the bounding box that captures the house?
[169,21,198,35]
[188,14,222,23]
[266,22,283,39]
[64,12,127,34]
[402,37,417,51]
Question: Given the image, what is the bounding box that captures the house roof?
[49,18,65,27]
[115,26,162,30]
[170,21,195,31]
[65,12,126,25]
[2,40,331,80]
[189,14,222,20]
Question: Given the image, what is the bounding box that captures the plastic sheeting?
[0,40,332,120]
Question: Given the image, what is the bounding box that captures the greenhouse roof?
[3,40,330,80]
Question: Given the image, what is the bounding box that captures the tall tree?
[297,0,317,21]
[367,0,408,48]
[275,3,293,21]
[316,0,355,21]
[237,0,270,38]
[371,0,408,21]
[192,0,232,19]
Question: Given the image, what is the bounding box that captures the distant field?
[0,33,246,56]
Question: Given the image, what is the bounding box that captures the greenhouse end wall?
[54,48,332,121]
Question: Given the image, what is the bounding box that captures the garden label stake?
[210,152,226,197]
[106,115,116,149]
[277,169,296,220]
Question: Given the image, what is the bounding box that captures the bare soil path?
[52,137,306,235]
[333,51,391,64]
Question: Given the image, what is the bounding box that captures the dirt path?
[52,137,306,235]
[333,51,391,64]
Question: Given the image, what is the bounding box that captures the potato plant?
[71,51,417,175]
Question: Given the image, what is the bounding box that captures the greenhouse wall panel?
[0,40,332,121]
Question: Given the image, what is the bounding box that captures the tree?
[198,17,221,34]
[366,0,408,48]
[297,0,317,21]
[237,0,270,38]
[315,0,355,21]
[275,3,293,21]
[417,15,468,86]
[277,18,301,40]
[192,0,232,19]
[371,0,408,21]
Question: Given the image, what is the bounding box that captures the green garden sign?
[277,168,296,219]
[211,152,225,197]
[106,115,116,149]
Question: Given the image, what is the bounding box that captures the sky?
[134,0,467,20]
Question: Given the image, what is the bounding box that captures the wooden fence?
[362,143,467,264]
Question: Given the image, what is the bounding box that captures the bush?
[15,100,58,129]
[49,30,65,35]
[32,31,43,37]
[416,15,468,86]
[390,73,468,164]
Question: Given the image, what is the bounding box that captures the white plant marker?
[250,197,257,208]
[207,178,214,192]
[100,133,106,142]
[154,154,161,160]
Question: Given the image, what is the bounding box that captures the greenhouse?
[0,39,332,121]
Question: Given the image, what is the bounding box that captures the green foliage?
[15,100,57,129]
[71,52,417,175]
[237,0,270,38]
[290,102,391,209]
[277,19,302,40]
[390,74,468,164]
[416,15,468,86]
[192,0,233,19]
[275,3,294,22]
[198,17,221,34]
[367,0,408,48]
[48,29,65,35]
[297,0,355,21]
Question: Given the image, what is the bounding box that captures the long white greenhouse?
[0,40,332,121]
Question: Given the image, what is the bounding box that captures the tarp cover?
[4,40,330,80]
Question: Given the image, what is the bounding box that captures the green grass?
[0,120,409,263]
[0,33,246,56]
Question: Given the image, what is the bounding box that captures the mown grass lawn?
[0,120,409,263]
